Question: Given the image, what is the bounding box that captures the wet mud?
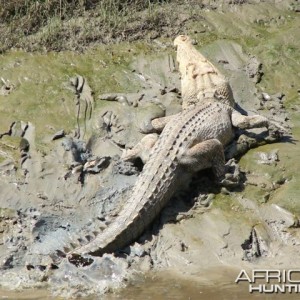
[0,1,300,298]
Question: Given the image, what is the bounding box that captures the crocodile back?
[71,100,234,256]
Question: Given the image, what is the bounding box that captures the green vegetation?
[0,0,173,52]
[2,0,297,55]
[0,43,148,148]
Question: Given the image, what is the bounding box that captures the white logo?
[235,270,300,293]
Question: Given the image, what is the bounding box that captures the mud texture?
[0,1,300,298]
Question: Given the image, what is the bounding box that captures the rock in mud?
[52,129,65,140]
[0,78,14,96]
[255,149,279,165]
[244,56,263,83]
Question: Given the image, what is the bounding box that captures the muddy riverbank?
[0,0,300,298]
[2,269,300,300]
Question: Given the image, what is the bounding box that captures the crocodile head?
[174,35,235,109]
[174,35,193,48]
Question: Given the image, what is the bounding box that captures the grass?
[0,41,149,151]
[0,0,174,52]
[0,0,257,53]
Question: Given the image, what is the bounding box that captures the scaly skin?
[71,100,233,256]
[174,35,235,108]
[64,35,272,259]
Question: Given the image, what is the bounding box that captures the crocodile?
[63,35,275,260]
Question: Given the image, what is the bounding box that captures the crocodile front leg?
[125,114,180,163]
[122,133,159,164]
[179,138,225,180]
[231,110,269,129]
[140,113,179,134]
[231,110,286,139]
[151,114,180,132]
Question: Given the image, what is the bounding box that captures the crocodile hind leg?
[122,133,159,164]
[152,114,179,132]
[179,138,225,180]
